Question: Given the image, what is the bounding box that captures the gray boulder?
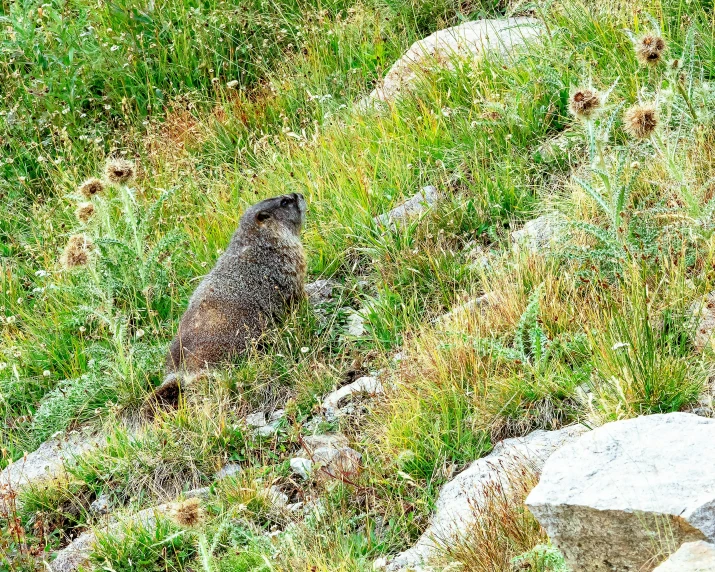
[366,18,542,104]
[375,186,439,227]
[526,413,715,572]
[387,425,586,570]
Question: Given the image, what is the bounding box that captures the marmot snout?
[165,192,307,377]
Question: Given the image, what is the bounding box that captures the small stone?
[346,311,366,337]
[305,279,338,306]
[89,493,111,516]
[511,215,559,253]
[313,446,361,481]
[267,485,289,508]
[373,556,388,570]
[286,501,304,512]
[290,457,313,480]
[322,377,384,420]
[246,411,266,427]
[215,462,242,480]
[302,433,350,455]
[375,186,439,227]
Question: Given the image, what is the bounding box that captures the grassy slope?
[2,0,715,569]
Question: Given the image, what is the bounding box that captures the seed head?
[105,158,136,185]
[169,498,204,528]
[78,178,105,198]
[635,35,667,66]
[569,89,601,119]
[75,202,96,223]
[624,104,658,139]
[61,235,94,269]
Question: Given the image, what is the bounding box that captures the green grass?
[3,0,715,569]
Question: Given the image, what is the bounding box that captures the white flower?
[0,363,7,370]
[110,45,119,51]
[43,370,51,377]
[300,346,309,353]
[226,80,239,89]
[135,329,145,338]
[611,342,630,350]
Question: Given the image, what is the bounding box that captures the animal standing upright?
[154,193,307,403]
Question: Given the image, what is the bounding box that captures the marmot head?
[240,193,306,238]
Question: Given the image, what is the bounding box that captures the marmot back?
[166,192,307,375]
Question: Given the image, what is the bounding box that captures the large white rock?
[386,425,586,570]
[654,541,715,571]
[375,186,438,227]
[367,18,542,104]
[526,413,715,572]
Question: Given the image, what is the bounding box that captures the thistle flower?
[78,177,105,198]
[624,104,658,139]
[635,35,667,66]
[569,89,601,119]
[75,202,95,223]
[61,235,94,269]
[169,498,204,528]
[104,158,136,185]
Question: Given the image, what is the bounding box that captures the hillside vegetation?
[2,0,715,569]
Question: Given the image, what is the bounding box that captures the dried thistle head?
[569,89,601,119]
[105,158,136,185]
[169,498,203,528]
[75,202,96,223]
[624,104,658,139]
[78,177,105,198]
[636,34,667,66]
[61,235,94,269]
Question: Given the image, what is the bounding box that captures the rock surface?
[1,430,101,501]
[322,376,384,420]
[434,294,491,327]
[367,18,542,104]
[50,504,170,572]
[654,541,715,571]
[526,413,715,572]
[305,279,339,306]
[511,215,559,252]
[387,425,586,570]
[375,186,438,226]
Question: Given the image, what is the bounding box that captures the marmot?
[152,193,307,404]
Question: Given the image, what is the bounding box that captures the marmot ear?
[256,211,271,223]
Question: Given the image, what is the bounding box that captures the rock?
[290,457,313,480]
[346,311,366,337]
[184,486,211,500]
[267,485,289,508]
[654,541,715,571]
[51,503,170,572]
[1,430,101,509]
[305,279,339,306]
[691,292,715,352]
[215,462,242,480]
[302,433,350,455]
[526,413,715,572]
[313,446,362,481]
[89,493,111,516]
[246,411,267,427]
[366,18,542,104]
[387,425,586,571]
[373,556,388,570]
[322,377,384,420]
[375,186,438,227]
[511,215,559,252]
[247,409,284,437]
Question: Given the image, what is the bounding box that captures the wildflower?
[169,498,204,527]
[75,202,96,223]
[623,103,658,139]
[78,177,104,198]
[226,80,239,89]
[135,329,145,338]
[43,370,51,377]
[104,158,136,185]
[635,34,667,66]
[61,235,94,269]
[569,89,601,119]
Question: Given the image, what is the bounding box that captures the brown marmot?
[152,193,306,404]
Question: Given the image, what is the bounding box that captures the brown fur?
[150,193,307,405]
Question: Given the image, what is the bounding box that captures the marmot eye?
[280,197,292,207]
